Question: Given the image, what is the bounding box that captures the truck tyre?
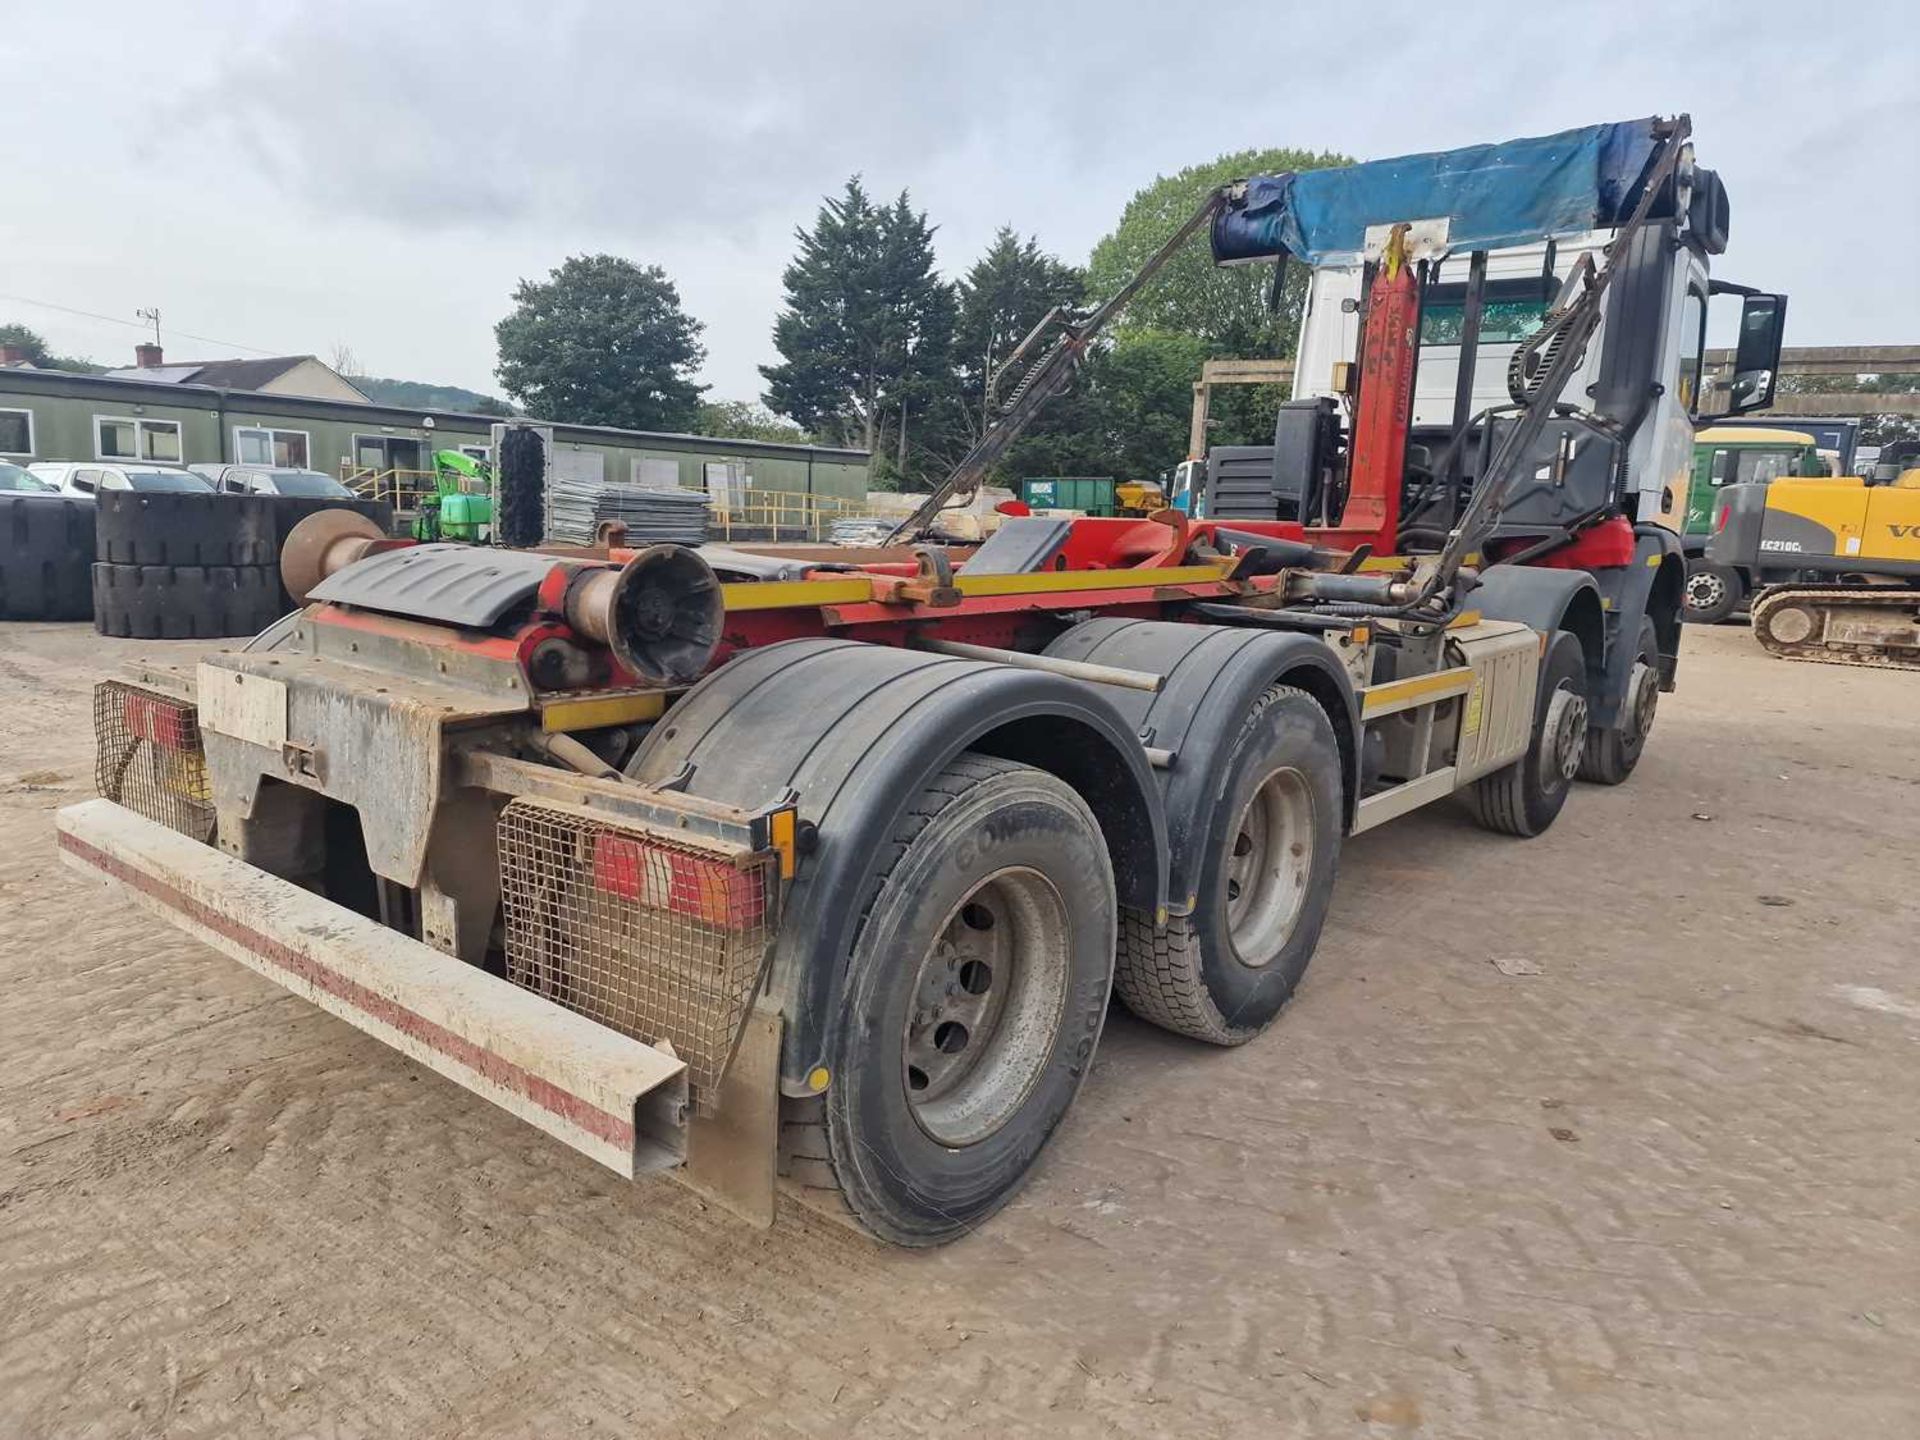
[93,563,284,640]
[96,492,277,568]
[262,495,392,543]
[779,753,1116,1246]
[1578,617,1659,786]
[0,495,95,620]
[1113,686,1342,1045]
[1683,559,1743,624]
[1467,630,1587,838]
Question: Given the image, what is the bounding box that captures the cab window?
[1676,286,1707,413]
[1731,449,1799,485]
[1419,298,1547,345]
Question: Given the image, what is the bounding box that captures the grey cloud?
[4,0,1915,400]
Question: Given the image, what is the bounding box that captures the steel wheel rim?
[1687,570,1726,612]
[903,866,1071,1147]
[1540,683,1589,786]
[1627,659,1658,741]
[1224,766,1316,967]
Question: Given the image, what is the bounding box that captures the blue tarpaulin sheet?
[1211,119,1664,266]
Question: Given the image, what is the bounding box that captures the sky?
[4,0,1914,402]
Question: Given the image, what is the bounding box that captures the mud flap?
[682,1001,782,1228]
[55,798,689,1179]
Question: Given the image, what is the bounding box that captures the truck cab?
[1286,226,1717,545]
[1204,118,1788,773]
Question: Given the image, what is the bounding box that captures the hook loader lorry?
[57,114,1786,1245]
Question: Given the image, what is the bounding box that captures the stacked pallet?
[547,477,711,546]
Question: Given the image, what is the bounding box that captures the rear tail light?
[93,682,215,841]
[123,691,196,748]
[498,798,779,1110]
[591,831,765,930]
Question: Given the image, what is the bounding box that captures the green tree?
[984,331,1211,487]
[0,322,103,373]
[954,228,1084,441]
[1085,147,1349,355]
[0,322,54,365]
[761,179,961,488]
[495,255,706,430]
[350,374,517,416]
[697,399,810,444]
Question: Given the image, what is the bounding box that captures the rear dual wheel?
[781,754,1116,1247]
[1115,686,1343,1046]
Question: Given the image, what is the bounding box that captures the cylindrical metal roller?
[280,509,391,605]
[564,545,724,686]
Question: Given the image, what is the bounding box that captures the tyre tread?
[775,753,1036,1230]
[1112,683,1330,1046]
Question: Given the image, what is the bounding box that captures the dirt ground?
[1,620,1915,1439]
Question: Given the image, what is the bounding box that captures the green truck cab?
[1682,426,1825,622]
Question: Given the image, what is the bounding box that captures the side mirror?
[1724,291,1787,415]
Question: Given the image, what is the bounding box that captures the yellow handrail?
[340,466,438,509]
[331,467,890,541]
[706,488,888,542]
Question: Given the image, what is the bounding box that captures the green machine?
[1681,426,1825,623]
[415,450,495,543]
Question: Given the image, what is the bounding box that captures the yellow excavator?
[1708,440,1920,666]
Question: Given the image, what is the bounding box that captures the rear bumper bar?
[55,798,689,1178]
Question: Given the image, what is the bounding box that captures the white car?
[29,462,213,496]
[0,460,64,495]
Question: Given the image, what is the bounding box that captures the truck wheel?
[0,495,95,620]
[96,492,277,568]
[780,753,1115,1247]
[1683,559,1743,624]
[1578,617,1659,786]
[93,563,284,639]
[1113,686,1342,1045]
[1467,630,1587,838]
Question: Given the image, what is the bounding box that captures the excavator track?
[1748,583,1920,669]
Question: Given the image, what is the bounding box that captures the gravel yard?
[1,619,1915,1438]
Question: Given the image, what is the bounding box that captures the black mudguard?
[1472,561,1608,705]
[624,637,1168,1094]
[1602,526,1686,699]
[1044,618,1359,910]
[1475,532,1684,730]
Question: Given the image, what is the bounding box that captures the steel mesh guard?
[497,798,776,1111]
[93,682,215,842]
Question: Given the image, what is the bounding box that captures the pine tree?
[954,228,1086,445]
[761,179,962,486]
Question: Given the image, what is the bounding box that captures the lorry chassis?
[57,114,1761,1245]
[61,512,1560,1242]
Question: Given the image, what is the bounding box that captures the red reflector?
[123,692,194,748]
[1716,505,1731,533]
[591,832,763,929]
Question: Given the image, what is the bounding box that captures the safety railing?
[332,470,894,543]
[706,488,893,543]
[340,466,440,510]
